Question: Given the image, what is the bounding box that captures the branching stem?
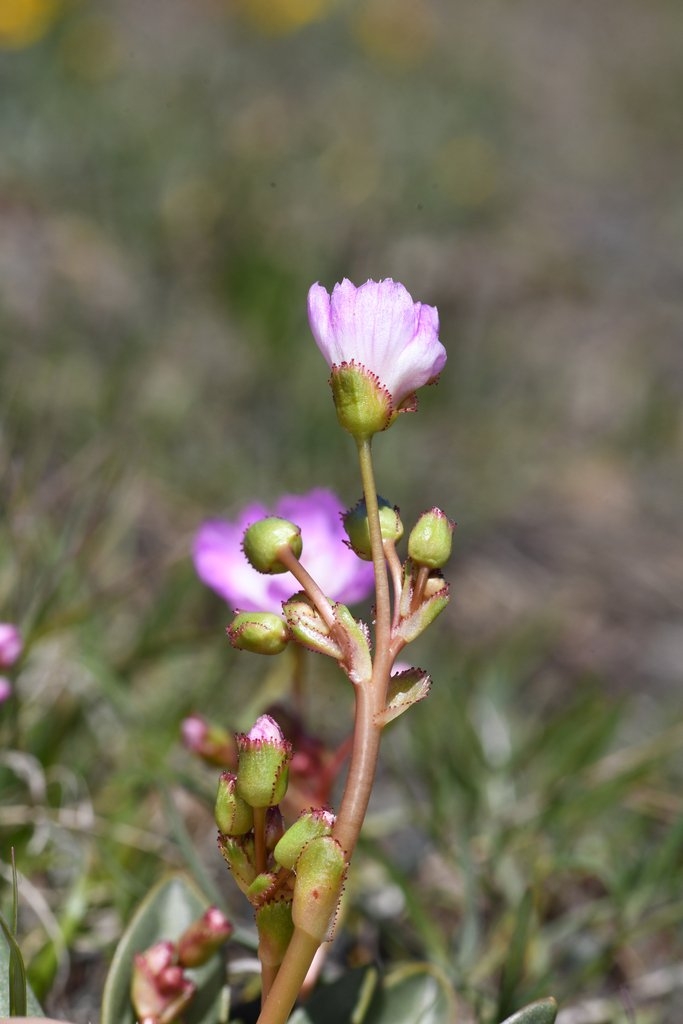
[257,439,395,1024]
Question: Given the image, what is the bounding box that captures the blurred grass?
[1,0,682,1020]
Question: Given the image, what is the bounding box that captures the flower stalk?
[201,277,450,1024]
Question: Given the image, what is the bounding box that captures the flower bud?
[215,771,254,836]
[0,624,22,669]
[265,806,286,853]
[131,941,195,1024]
[247,871,280,904]
[274,808,336,871]
[177,907,233,968]
[329,362,393,440]
[292,835,347,942]
[0,678,12,703]
[236,715,292,808]
[256,898,294,969]
[407,508,455,569]
[343,497,403,561]
[181,714,236,767]
[227,612,290,655]
[282,593,343,660]
[218,834,258,896]
[242,517,302,574]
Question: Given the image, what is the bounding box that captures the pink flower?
[0,677,12,703]
[0,623,22,669]
[307,278,446,410]
[193,488,374,613]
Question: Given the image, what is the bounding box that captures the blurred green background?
[1,1,682,1021]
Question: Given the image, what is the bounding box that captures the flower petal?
[194,490,374,612]
[308,278,446,410]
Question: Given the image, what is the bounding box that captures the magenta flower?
[0,623,22,669]
[307,278,446,414]
[193,488,375,613]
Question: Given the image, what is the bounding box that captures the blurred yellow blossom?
[352,0,434,72]
[0,0,61,49]
[230,0,332,35]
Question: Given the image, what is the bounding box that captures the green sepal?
[227,612,290,655]
[274,809,336,871]
[398,559,415,619]
[236,719,292,808]
[217,834,257,896]
[396,578,449,644]
[292,836,347,942]
[283,593,343,660]
[246,872,280,905]
[374,668,432,727]
[215,771,254,836]
[330,362,393,440]
[256,899,295,969]
[334,603,372,684]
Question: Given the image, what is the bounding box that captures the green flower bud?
[329,363,393,440]
[282,593,343,660]
[243,517,303,574]
[236,714,292,808]
[407,508,455,569]
[218,834,257,896]
[247,871,280,904]
[292,835,347,942]
[227,612,290,655]
[274,808,336,871]
[215,771,254,836]
[343,497,403,561]
[256,899,294,969]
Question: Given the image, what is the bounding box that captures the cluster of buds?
[216,714,347,962]
[224,499,453,728]
[130,908,232,1024]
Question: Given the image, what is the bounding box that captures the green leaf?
[0,908,27,1017]
[0,851,45,1017]
[498,997,558,1024]
[290,963,456,1024]
[0,917,45,1017]
[497,890,534,1020]
[100,872,230,1024]
[372,964,456,1024]
[289,966,379,1024]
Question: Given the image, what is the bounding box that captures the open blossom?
[307,278,446,418]
[193,488,374,613]
[0,623,22,668]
